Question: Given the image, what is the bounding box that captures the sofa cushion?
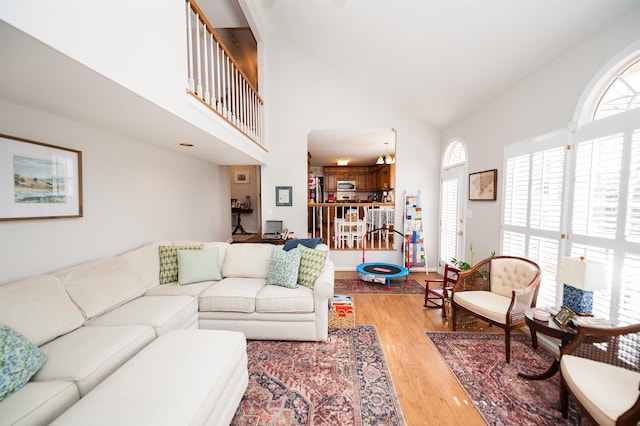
[297,245,329,288]
[178,247,222,285]
[158,245,203,284]
[201,241,230,270]
[57,257,146,320]
[267,247,301,288]
[120,241,172,289]
[0,275,84,346]
[0,381,79,426]
[256,284,315,313]
[561,355,640,426]
[33,325,155,397]
[283,238,323,251]
[49,329,248,426]
[222,243,274,278]
[88,296,198,337]
[199,278,266,312]
[0,325,47,402]
[144,281,215,297]
[453,291,512,324]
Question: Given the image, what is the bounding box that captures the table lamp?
[556,256,607,316]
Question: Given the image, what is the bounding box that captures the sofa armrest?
[313,260,335,301]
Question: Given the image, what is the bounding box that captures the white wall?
[258,29,441,269]
[0,101,229,285]
[442,6,640,262]
[1,0,267,163]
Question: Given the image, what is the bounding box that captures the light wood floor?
[337,270,504,426]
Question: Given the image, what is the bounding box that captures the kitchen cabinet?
[356,173,368,191]
[325,173,336,192]
[377,164,395,190]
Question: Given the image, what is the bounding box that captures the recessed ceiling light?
[179,143,194,147]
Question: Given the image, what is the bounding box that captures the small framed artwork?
[469,169,497,201]
[276,186,292,206]
[0,134,83,221]
[553,305,575,328]
[234,170,249,184]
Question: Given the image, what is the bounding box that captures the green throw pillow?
[159,245,203,284]
[0,325,47,402]
[267,247,302,288]
[297,245,328,288]
[177,247,222,285]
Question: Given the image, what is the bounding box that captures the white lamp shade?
[556,257,607,291]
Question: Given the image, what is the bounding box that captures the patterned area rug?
[334,278,424,295]
[426,332,593,426]
[231,325,405,425]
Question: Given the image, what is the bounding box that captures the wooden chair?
[451,256,541,363]
[424,264,459,318]
[560,323,640,425]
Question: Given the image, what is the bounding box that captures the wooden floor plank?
[336,270,499,425]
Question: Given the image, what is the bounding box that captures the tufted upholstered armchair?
[451,256,541,363]
[560,323,640,425]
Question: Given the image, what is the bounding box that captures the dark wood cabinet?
[325,173,336,191]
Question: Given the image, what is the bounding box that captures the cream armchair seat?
[451,256,541,363]
[560,323,640,425]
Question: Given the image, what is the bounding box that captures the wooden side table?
[231,208,252,234]
[518,308,578,380]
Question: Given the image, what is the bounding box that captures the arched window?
[439,140,467,271]
[593,56,640,120]
[443,140,466,167]
[502,48,640,325]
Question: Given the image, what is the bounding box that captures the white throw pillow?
[177,248,222,285]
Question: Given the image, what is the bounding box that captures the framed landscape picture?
[0,134,83,221]
[469,169,497,201]
[234,170,249,184]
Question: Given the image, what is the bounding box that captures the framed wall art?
[469,169,497,201]
[234,170,250,184]
[0,134,83,221]
[275,186,292,206]
[553,305,575,328]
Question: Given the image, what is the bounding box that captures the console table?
[231,208,253,234]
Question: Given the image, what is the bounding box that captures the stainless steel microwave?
[337,180,356,191]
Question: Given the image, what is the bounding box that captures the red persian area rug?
[334,278,424,295]
[231,325,405,426]
[426,332,594,426]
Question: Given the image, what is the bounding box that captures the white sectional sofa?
[0,239,334,425]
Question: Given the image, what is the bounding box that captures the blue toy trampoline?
[357,228,410,291]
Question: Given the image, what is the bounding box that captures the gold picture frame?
[553,305,575,328]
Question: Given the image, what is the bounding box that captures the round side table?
[518,308,578,380]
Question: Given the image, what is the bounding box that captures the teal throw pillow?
[267,247,302,288]
[297,245,328,288]
[177,247,222,285]
[159,245,203,284]
[0,325,47,402]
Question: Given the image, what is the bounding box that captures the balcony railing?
[308,203,396,251]
[185,0,264,145]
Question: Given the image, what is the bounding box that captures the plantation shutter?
[502,132,567,309]
[568,111,640,323]
[440,177,458,269]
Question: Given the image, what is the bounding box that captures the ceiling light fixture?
[377,142,394,165]
[179,143,194,147]
[337,158,349,166]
